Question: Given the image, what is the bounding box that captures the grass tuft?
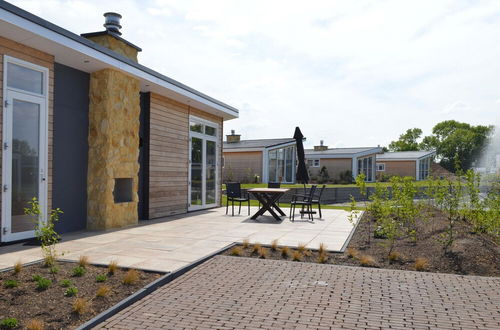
[0,318,18,329]
[229,246,243,256]
[107,260,119,275]
[36,277,52,290]
[13,260,22,274]
[95,274,107,283]
[78,255,90,268]
[3,279,18,289]
[414,257,428,271]
[270,239,279,251]
[251,243,262,254]
[388,251,403,263]
[318,243,327,255]
[358,255,376,267]
[25,319,44,330]
[317,252,328,264]
[280,246,291,258]
[297,243,307,253]
[346,248,359,259]
[292,250,302,261]
[122,269,139,285]
[258,247,268,259]
[72,266,86,277]
[242,239,250,249]
[72,298,90,315]
[96,284,112,298]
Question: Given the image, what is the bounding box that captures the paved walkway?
[96,256,500,329]
[0,207,356,272]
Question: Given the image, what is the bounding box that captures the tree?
[388,128,423,151]
[420,120,493,172]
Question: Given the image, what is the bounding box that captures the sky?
[10,0,500,148]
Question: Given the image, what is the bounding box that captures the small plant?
[96,284,112,298]
[25,319,44,330]
[414,257,428,271]
[292,250,302,261]
[72,298,90,315]
[388,251,403,263]
[64,286,78,297]
[13,260,22,274]
[60,279,72,287]
[318,243,327,255]
[32,274,42,282]
[72,266,86,277]
[96,274,107,283]
[270,239,279,251]
[229,246,242,256]
[107,260,119,275]
[49,266,59,274]
[24,197,63,267]
[258,247,268,259]
[3,279,18,288]
[0,318,18,329]
[317,252,328,264]
[280,246,291,258]
[251,243,262,254]
[358,255,376,267]
[122,269,139,285]
[297,243,307,253]
[242,239,250,249]
[78,255,90,268]
[346,248,359,259]
[36,277,52,290]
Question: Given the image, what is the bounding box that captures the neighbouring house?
[305,141,382,183]
[0,2,238,243]
[376,150,436,181]
[223,131,296,184]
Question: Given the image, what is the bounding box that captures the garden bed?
[0,260,163,329]
[223,210,499,277]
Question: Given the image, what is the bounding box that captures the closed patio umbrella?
[294,127,309,184]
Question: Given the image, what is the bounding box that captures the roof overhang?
[376,151,436,162]
[305,147,383,159]
[223,148,264,153]
[0,2,239,120]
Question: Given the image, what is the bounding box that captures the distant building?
[376,150,436,181]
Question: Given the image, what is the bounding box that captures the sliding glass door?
[267,145,296,183]
[188,118,218,210]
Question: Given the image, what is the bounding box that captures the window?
[418,157,431,180]
[268,145,295,183]
[357,155,374,181]
[7,62,44,95]
[376,163,385,171]
[307,159,320,167]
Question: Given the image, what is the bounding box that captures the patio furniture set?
[225,183,326,221]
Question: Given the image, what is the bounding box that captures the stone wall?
[87,68,140,230]
[85,35,138,62]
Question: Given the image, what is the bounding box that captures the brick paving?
[95,256,500,329]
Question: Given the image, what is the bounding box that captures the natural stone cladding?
[85,34,139,62]
[87,68,140,230]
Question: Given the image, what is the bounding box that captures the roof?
[376,150,436,161]
[224,138,296,151]
[305,147,383,159]
[0,1,238,120]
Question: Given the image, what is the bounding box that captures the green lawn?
[221,195,364,211]
[223,180,433,190]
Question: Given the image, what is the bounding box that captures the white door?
[188,117,218,211]
[1,56,48,242]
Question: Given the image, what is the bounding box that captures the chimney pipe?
[226,130,240,143]
[103,12,122,35]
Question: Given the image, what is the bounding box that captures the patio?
[0,207,358,272]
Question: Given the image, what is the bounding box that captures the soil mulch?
[223,208,500,277]
[0,261,163,329]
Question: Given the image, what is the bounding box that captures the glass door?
[188,118,218,210]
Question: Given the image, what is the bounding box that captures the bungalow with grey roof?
[376,150,436,181]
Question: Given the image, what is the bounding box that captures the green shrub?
[31,274,42,282]
[0,318,18,328]
[95,274,107,283]
[64,286,78,297]
[72,266,86,277]
[60,279,72,287]
[36,277,52,290]
[3,280,18,288]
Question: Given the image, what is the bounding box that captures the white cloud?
[8,0,500,148]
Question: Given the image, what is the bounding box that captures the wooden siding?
[222,151,263,183]
[0,36,54,221]
[377,160,416,178]
[148,93,223,219]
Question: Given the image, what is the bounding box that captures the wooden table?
[247,188,290,221]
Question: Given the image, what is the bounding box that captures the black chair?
[226,182,250,216]
[312,185,326,218]
[289,185,317,221]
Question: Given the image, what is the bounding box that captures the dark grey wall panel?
[53,63,89,233]
[138,92,150,220]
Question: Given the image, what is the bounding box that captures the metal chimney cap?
[320,140,324,146]
[231,130,235,135]
[103,12,122,35]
